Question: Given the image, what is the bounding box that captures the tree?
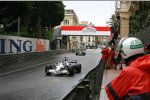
[0,1,65,39]
[21,1,65,39]
[129,1,150,35]
[0,1,27,33]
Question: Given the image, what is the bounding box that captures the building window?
[72,37,76,41]
[80,37,83,42]
[93,37,95,42]
[67,20,69,25]
[88,37,90,42]
[64,19,69,25]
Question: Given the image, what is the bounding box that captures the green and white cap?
[118,37,144,59]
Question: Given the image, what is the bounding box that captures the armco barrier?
[0,49,74,66]
[63,59,105,100]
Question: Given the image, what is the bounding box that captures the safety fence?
[63,59,105,100]
[0,49,74,67]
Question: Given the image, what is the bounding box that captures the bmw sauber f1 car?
[45,57,81,76]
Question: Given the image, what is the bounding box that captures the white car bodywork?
[48,62,70,75]
[45,58,81,76]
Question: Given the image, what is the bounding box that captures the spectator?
[101,46,109,68]
[112,50,122,70]
[112,29,119,41]
[105,37,150,100]
[109,39,115,49]
[107,47,114,69]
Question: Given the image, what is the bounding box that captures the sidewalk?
[100,69,121,100]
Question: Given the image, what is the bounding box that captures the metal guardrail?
[63,59,105,100]
[0,49,74,66]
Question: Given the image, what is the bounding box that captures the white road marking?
[0,59,58,76]
[0,54,74,76]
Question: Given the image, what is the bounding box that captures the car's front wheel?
[75,64,81,73]
[45,65,52,76]
[76,53,78,56]
[83,52,86,55]
[68,66,74,76]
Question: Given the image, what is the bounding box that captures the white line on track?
[0,59,58,76]
[0,54,74,76]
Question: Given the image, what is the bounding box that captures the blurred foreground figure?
[105,37,150,100]
[108,47,114,69]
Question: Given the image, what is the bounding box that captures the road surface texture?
[0,49,102,100]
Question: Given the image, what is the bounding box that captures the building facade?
[54,9,110,50]
[61,10,96,49]
[115,1,139,39]
[53,9,79,50]
[77,21,96,49]
[61,9,79,49]
[69,36,96,49]
[61,9,79,26]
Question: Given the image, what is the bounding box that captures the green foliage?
[0,1,65,39]
[42,29,54,40]
[108,14,120,31]
[0,27,5,34]
[129,1,150,35]
[19,26,30,37]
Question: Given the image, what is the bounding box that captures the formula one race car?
[75,49,86,56]
[45,57,81,76]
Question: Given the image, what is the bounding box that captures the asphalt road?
[0,49,102,100]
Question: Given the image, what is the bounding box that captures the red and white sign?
[61,26,110,36]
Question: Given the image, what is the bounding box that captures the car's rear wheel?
[83,52,86,55]
[76,53,78,55]
[75,64,81,73]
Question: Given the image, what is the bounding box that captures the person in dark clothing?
[110,27,119,40]
[109,39,115,48]
[112,50,122,70]
[112,29,119,40]
[109,27,119,49]
[101,46,109,68]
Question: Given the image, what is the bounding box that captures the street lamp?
[17,16,20,37]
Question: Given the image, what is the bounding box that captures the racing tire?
[75,64,81,73]
[45,65,53,76]
[68,66,74,76]
[83,52,86,56]
[76,53,78,56]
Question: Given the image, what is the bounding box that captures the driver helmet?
[118,37,144,59]
[63,57,68,61]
